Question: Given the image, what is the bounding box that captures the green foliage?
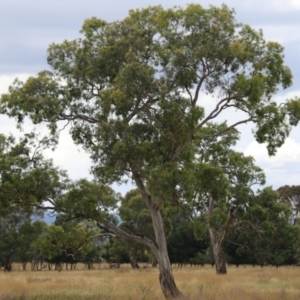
[167,218,209,265]
[33,222,96,262]
[0,217,47,269]
[277,185,300,219]
[0,133,68,216]
[120,189,154,239]
[107,239,130,264]
[118,189,173,263]
[33,225,66,260]
[14,220,47,266]
[230,187,300,266]
[1,4,298,187]
[0,227,18,268]
[58,179,118,221]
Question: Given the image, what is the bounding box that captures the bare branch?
[218,208,234,246]
[196,117,254,140]
[196,97,231,131]
[99,219,157,251]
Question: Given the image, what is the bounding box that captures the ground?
[1,264,300,299]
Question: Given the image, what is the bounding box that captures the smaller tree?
[229,187,300,267]
[15,220,47,270]
[277,185,300,221]
[0,133,68,215]
[167,216,209,267]
[33,225,66,270]
[0,228,18,271]
[0,207,33,271]
[34,222,96,271]
[107,239,129,266]
[181,124,265,274]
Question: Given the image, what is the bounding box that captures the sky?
[1,0,300,194]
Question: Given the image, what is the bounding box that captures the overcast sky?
[1,0,300,194]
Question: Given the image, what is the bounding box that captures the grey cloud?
[261,162,300,189]
[0,45,47,74]
[1,0,299,31]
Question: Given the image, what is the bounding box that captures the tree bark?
[211,240,227,274]
[4,251,13,271]
[208,225,227,274]
[4,260,12,271]
[48,262,53,270]
[155,250,182,300]
[124,240,139,269]
[96,172,183,299]
[134,175,183,299]
[152,256,158,267]
[150,231,182,299]
[207,195,234,275]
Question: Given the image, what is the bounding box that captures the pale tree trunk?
[155,247,182,300]
[152,256,158,267]
[128,250,139,269]
[98,173,184,299]
[101,216,183,299]
[151,213,182,299]
[123,240,139,269]
[207,195,234,275]
[208,227,227,274]
[134,175,183,300]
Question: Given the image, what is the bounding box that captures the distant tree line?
[0,131,300,297]
[1,132,300,272]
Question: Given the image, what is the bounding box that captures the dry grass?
[1,264,300,299]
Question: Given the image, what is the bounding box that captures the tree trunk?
[124,240,139,269]
[152,257,158,267]
[4,252,13,271]
[31,261,35,271]
[4,261,12,271]
[48,262,53,270]
[4,250,13,272]
[147,201,183,299]
[212,243,227,274]
[207,195,233,275]
[134,175,183,299]
[208,227,227,274]
[153,245,183,300]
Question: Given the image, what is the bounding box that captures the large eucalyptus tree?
[1,4,299,299]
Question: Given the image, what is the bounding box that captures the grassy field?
[1,264,300,299]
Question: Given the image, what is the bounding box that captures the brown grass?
[1,264,300,299]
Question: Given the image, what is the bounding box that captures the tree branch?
[196,117,254,140]
[99,219,156,252]
[218,208,234,246]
